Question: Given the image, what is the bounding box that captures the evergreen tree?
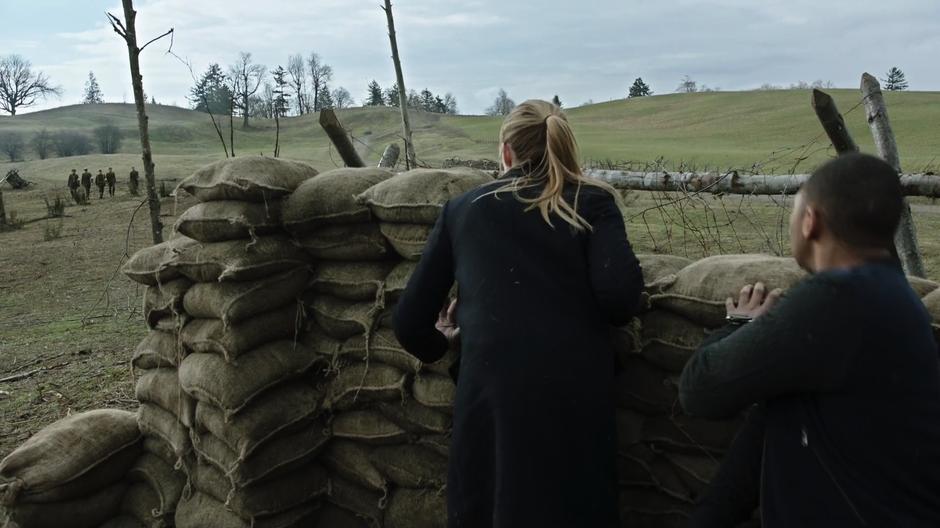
[406,89,422,109]
[419,88,435,111]
[384,83,400,107]
[552,94,562,107]
[190,64,232,114]
[629,77,653,98]
[319,83,335,109]
[366,80,385,106]
[271,66,291,117]
[882,67,909,91]
[82,71,104,104]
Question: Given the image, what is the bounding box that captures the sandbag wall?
[281,167,493,528]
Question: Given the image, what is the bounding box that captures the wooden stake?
[861,72,925,277]
[0,188,6,227]
[378,143,401,168]
[319,109,365,167]
[812,89,858,154]
[382,1,416,169]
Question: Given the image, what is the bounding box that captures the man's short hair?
[802,153,903,249]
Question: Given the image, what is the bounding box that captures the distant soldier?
[128,166,140,196]
[95,169,106,199]
[106,167,116,197]
[81,168,92,198]
[67,169,80,202]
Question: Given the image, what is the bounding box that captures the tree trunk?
[585,169,940,197]
[0,189,6,227]
[242,90,249,129]
[811,89,858,154]
[118,0,163,244]
[319,109,365,167]
[229,96,235,157]
[378,143,401,168]
[860,72,925,277]
[383,1,416,169]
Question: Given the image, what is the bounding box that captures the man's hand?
[435,298,460,349]
[726,282,783,320]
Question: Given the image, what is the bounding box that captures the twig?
[0,368,44,383]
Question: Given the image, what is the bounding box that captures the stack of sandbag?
[0,410,141,528]
[165,157,330,528]
[282,167,494,528]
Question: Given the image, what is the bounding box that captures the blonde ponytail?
[489,100,616,231]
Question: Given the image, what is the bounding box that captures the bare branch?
[106,12,127,38]
[139,27,174,53]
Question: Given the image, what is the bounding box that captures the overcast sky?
[1,0,938,115]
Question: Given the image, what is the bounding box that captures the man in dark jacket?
[95,169,106,199]
[105,167,116,197]
[81,168,92,198]
[128,166,140,196]
[67,169,80,202]
[680,153,940,527]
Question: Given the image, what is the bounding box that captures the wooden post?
[0,189,6,228]
[382,0,417,169]
[319,109,366,167]
[861,72,925,277]
[378,143,400,168]
[107,1,171,245]
[812,89,859,154]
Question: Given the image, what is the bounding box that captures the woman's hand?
[726,282,783,321]
[435,298,461,349]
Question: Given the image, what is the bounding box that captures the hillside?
[2,90,938,185]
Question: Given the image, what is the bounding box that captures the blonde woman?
[394,100,644,527]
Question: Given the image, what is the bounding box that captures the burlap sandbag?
[650,254,806,327]
[619,487,693,528]
[281,167,394,232]
[151,313,192,334]
[412,373,455,413]
[122,237,196,286]
[379,223,432,261]
[640,310,709,373]
[377,398,452,435]
[614,356,679,415]
[125,453,185,520]
[180,303,302,362]
[141,438,183,472]
[616,408,646,450]
[194,382,322,459]
[135,368,196,428]
[182,267,308,325]
[174,201,281,243]
[326,361,408,411]
[326,478,385,528]
[192,419,329,488]
[174,235,308,283]
[908,276,940,298]
[310,261,395,302]
[416,435,451,458]
[176,156,317,203]
[307,295,379,340]
[636,254,692,291]
[191,460,329,519]
[301,327,344,360]
[616,444,692,502]
[132,330,185,370]
[99,515,148,528]
[923,288,940,342]
[356,168,493,224]
[119,482,168,528]
[179,340,320,416]
[321,441,387,493]
[312,504,372,528]
[295,223,392,261]
[174,490,320,528]
[663,452,720,498]
[384,488,447,528]
[3,481,127,528]
[332,410,409,445]
[642,414,743,455]
[137,404,191,460]
[369,445,447,489]
[143,278,192,329]
[0,409,140,505]
[337,330,423,374]
[384,261,416,303]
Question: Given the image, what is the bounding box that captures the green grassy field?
[1,91,939,458]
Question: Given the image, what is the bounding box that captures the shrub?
[31,129,53,160]
[0,131,25,162]
[43,219,64,241]
[158,181,170,198]
[53,131,93,157]
[93,124,123,154]
[44,195,66,217]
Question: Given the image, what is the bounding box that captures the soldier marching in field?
[128,166,140,196]
[106,167,116,197]
[95,169,106,199]
[67,169,80,202]
[81,168,92,198]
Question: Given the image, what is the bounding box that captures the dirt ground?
[0,178,198,458]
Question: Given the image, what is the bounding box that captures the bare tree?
[676,75,697,93]
[107,0,173,244]
[0,55,62,115]
[0,132,25,161]
[286,54,308,115]
[382,0,416,169]
[229,52,266,128]
[307,53,333,112]
[332,86,354,109]
[485,88,515,116]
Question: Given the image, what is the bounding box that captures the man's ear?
[802,204,821,241]
[501,142,513,169]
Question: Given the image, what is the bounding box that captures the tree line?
[0,126,123,162]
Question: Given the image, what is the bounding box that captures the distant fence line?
[586,169,940,197]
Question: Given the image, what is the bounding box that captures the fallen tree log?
[586,169,940,197]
